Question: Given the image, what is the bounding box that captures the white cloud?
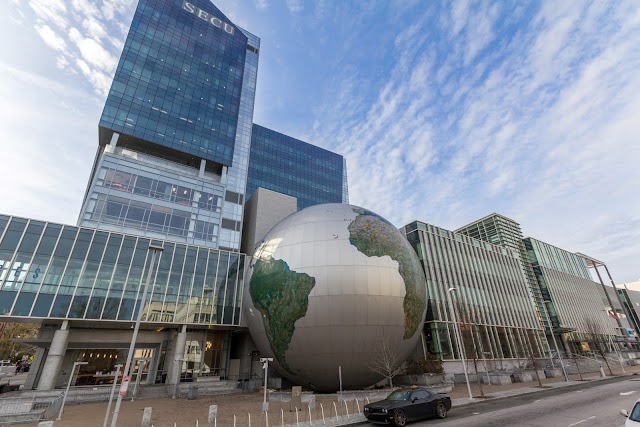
[28,0,68,28]
[68,27,118,73]
[75,58,111,95]
[70,0,99,16]
[34,24,67,51]
[82,17,108,41]
[286,0,303,13]
[450,0,470,36]
[103,0,136,20]
[256,0,268,11]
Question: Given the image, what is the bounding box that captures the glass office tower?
[246,124,347,209]
[79,0,260,251]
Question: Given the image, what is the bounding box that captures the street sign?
[119,376,131,396]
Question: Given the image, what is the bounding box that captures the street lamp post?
[447,287,473,400]
[110,244,163,427]
[260,358,273,412]
[58,361,88,420]
[103,364,123,427]
[543,301,569,382]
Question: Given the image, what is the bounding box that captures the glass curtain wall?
[0,215,244,326]
[403,221,547,361]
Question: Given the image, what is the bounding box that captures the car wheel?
[436,401,447,419]
[394,409,407,427]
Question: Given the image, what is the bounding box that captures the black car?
[363,388,452,426]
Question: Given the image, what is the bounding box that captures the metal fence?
[0,392,63,426]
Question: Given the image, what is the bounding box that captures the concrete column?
[37,321,70,390]
[221,166,228,184]
[109,132,120,147]
[168,325,187,385]
[199,159,206,177]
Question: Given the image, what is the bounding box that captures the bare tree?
[583,316,613,376]
[367,334,406,388]
[523,330,544,388]
[0,323,39,360]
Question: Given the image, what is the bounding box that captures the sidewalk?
[5,366,639,426]
[448,364,640,406]
[0,371,29,387]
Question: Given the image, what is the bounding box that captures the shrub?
[406,354,443,375]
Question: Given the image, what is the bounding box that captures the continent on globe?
[349,207,427,339]
[249,256,315,371]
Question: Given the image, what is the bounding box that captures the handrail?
[569,353,602,364]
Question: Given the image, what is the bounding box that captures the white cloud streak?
[286,0,303,13]
[34,24,67,51]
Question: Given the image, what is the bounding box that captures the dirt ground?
[36,392,361,427]
[26,366,640,427]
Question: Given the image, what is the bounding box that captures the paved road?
[420,376,640,427]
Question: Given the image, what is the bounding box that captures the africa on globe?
[244,203,427,391]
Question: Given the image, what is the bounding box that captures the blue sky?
[1,0,639,283]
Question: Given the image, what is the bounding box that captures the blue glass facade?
[84,0,261,251]
[0,214,244,325]
[99,0,247,166]
[246,124,346,209]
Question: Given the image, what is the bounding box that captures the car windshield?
[630,402,640,422]
[386,390,411,401]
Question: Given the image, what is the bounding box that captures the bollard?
[142,407,152,427]
[248,412,251,427]
[208,405,218,427]
[233,414,236,427]
[196,421,199,427]
[281,408,284,427]
[333,402,338,419]
[308,405,312,425]
[265,410,269,427]
[320,403,325,423]
[295,408,299,427]
[356,399,360,414]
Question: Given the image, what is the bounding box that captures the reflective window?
[98,0,248,166]
[0,216,243,325]
[247,124,345,209]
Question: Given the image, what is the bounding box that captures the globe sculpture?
[244,204,427,391]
